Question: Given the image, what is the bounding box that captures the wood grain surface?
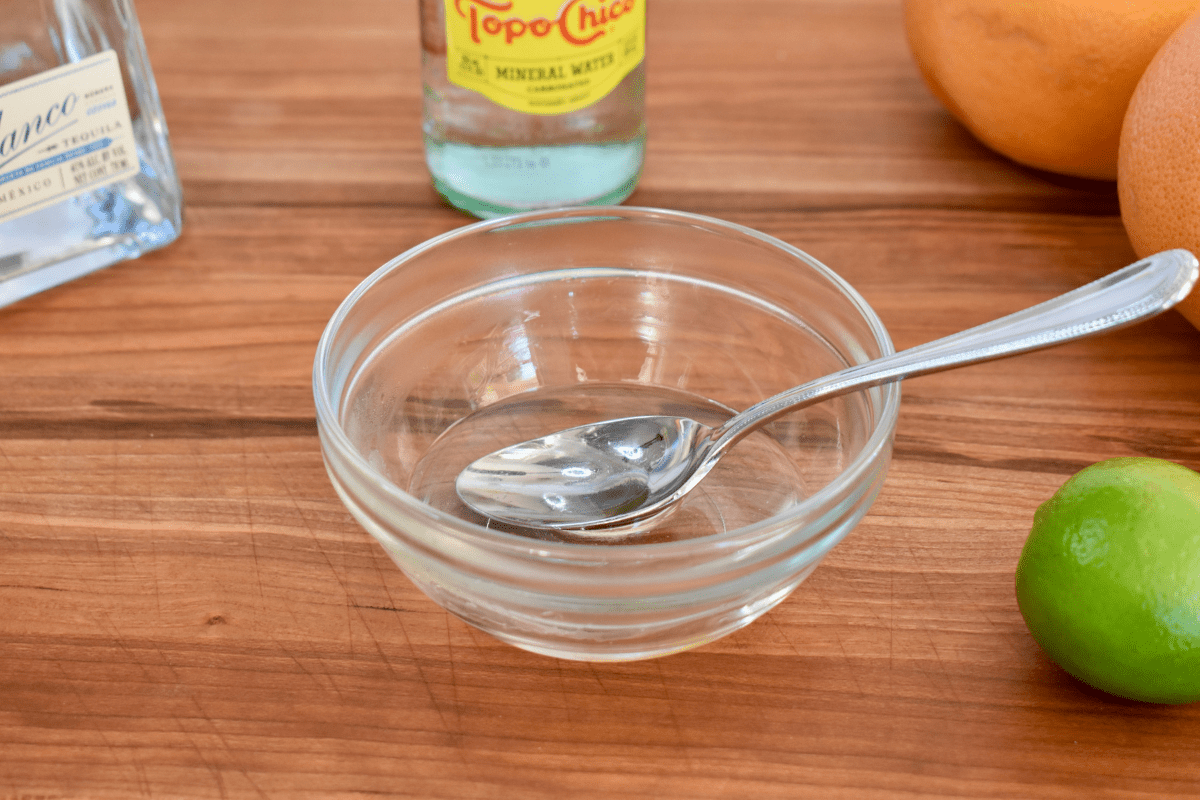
[2,0,1199,797]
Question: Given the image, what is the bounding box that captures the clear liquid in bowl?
[405,382,812,544]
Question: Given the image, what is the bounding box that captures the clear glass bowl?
[313,207,899,661]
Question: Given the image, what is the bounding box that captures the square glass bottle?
[1,0,183,307]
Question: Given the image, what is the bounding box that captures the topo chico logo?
[443,0,644,115]
[453,0,638,46]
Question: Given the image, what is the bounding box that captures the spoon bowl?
[457,415,709,535]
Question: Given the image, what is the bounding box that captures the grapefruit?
[1118,11,1200,330]
[904,0,1200,180]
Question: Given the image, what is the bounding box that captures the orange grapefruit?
[904,0,1200,180]
[1118,11,1200,330]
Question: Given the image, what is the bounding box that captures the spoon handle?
[710,249,1199,453]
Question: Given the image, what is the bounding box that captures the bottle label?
[0,50,141,225]
[444,0,645,116]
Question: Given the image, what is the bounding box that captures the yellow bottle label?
[444,0,645,116]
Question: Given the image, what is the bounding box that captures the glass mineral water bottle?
[420,0,646,218]
[0,0,183,308]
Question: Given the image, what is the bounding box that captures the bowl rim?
[312,205,900,558]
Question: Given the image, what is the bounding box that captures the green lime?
[1015,457,1200,704]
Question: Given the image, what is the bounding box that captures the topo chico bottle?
[0,0,183,308]
[420,0,646,218]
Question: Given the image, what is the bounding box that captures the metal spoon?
[456,250,1199,537]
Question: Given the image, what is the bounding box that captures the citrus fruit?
[1118,11,1200,331]
[904,0,1200,180]
[1015,457,1200,704]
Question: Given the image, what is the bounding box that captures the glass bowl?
[313,207,899,661]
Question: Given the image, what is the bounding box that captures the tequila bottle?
[0,0,183,307]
